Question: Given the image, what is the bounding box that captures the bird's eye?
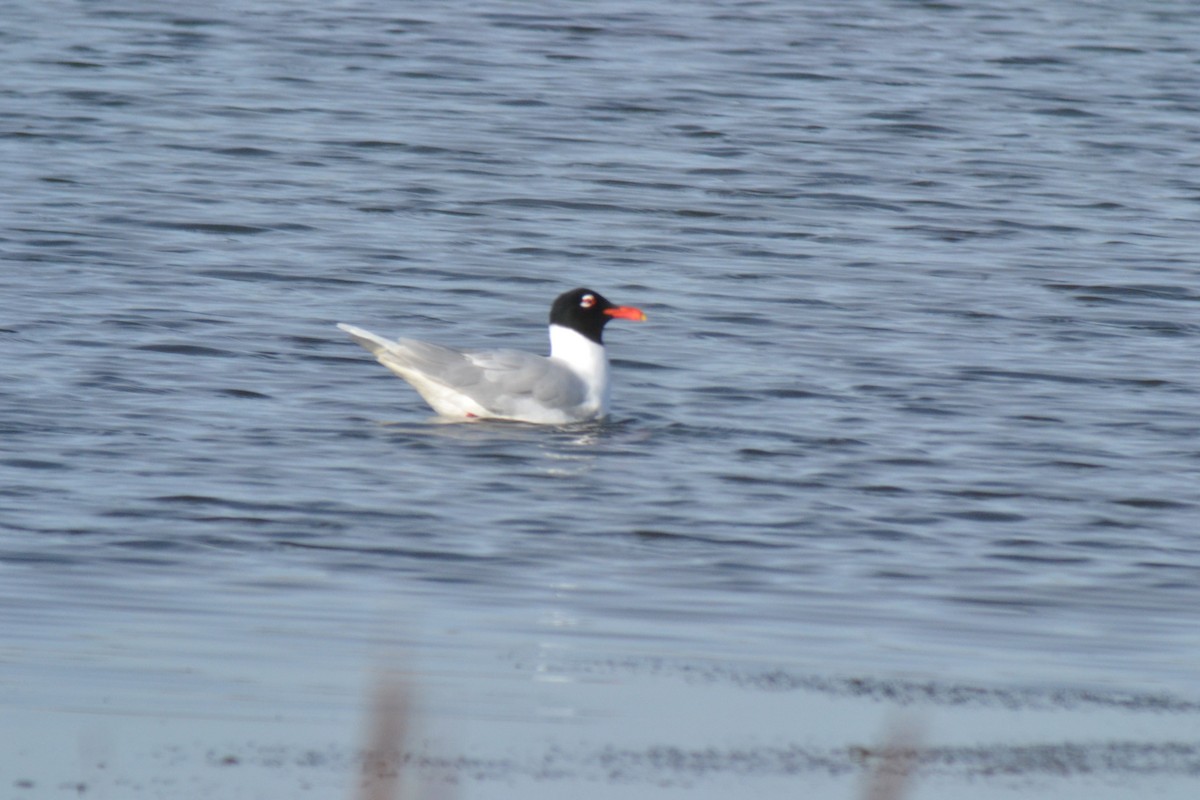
[580,294,596,308]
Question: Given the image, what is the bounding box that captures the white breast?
[548,324,611,416]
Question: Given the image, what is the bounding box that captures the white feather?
[336,322,612,424]
[548,324,611,417]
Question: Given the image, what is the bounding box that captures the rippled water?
[3,1,1200,797]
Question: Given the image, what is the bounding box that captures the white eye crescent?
[580,294,596,308]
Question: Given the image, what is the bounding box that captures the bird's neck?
[549,324,610,393]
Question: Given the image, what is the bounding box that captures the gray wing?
[460,347,588,414]
[337,324,585,415]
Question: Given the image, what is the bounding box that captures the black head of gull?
[548,288,647,345]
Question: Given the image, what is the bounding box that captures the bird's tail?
[336,323,397,358]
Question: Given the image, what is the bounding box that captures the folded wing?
[337,323,587,419]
